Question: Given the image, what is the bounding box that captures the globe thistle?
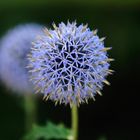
[0,23,43,94]
[28,21,113,106]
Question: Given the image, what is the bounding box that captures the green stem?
[24,95,37,132]
[71,105,78,140]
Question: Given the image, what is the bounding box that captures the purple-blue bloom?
[28,21,113,105]
[0,23,43,94]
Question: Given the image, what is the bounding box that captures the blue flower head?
[28,21,113,106]
[0,23,43,94]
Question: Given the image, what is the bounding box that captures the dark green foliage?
[24,121,72,140]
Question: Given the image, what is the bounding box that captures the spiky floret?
[28,21,113,106]
[0,23,43,94]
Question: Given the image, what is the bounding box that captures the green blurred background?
[0,0,140,140]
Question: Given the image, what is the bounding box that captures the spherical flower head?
[28,21,113,106]
[0,23,43,94]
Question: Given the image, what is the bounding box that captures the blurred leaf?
[97,136,107,140]
[23,121,72,140]
[1,0,140,8]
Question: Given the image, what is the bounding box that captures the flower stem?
[24,95,37,132]
[71,105,78,140]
